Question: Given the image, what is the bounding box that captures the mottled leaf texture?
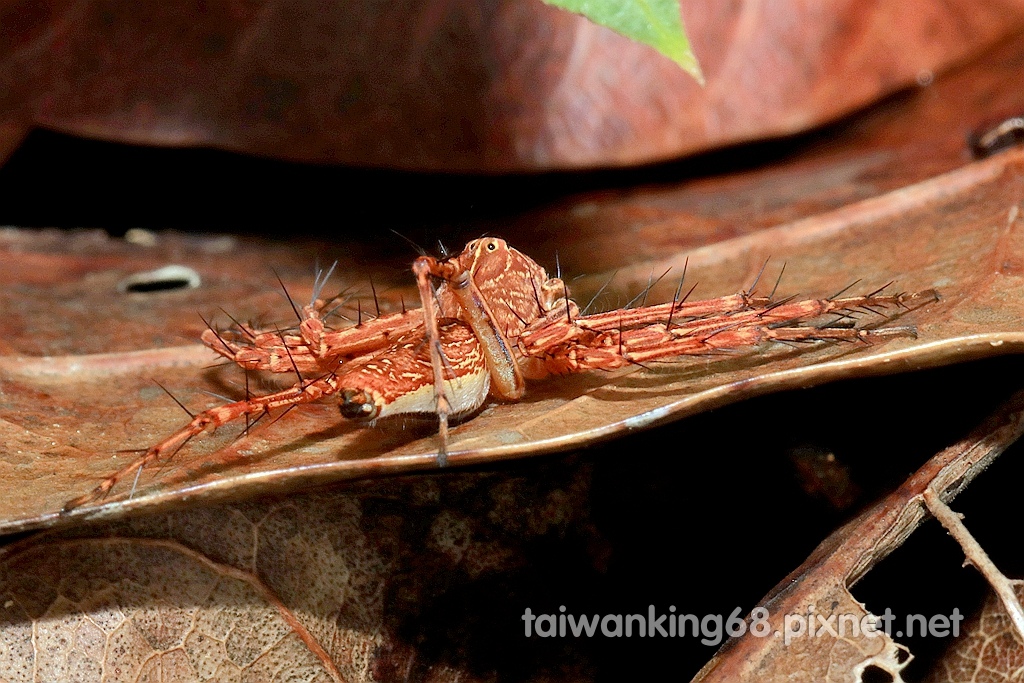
[0,464,599,682]
[0,496,395,682]
[0,538,341,682]
[542,0,703,81]
[926,582,1024,683]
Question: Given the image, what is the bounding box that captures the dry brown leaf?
[0,142,1021,533]
[0,33,1023,681]
[696,390,1024,682]
[0,462,598,682]
[512,31,1024,278]
[926,582,1024,683]
[2,0,1022,170]
[1,385,1021,682]
[0,537,343,682]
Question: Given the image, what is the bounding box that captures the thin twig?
[923,487,1024,643]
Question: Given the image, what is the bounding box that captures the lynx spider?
[63,238,936,511]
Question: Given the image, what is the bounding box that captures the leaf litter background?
[3,26,1024,683]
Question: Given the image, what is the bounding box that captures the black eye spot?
[486,242,497,251]
[339,389,378,420]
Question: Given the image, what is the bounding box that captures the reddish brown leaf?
[0,143,1020,531]
[1,0,1023,170]
[6,28,1024,528]
[1,34,1024,681]
[512,32,1024,277]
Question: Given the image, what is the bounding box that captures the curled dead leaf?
[696,388,1024,682]
[2,1,1022,170]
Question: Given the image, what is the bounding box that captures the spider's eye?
[486,242,497,251]
[466,240,477,252]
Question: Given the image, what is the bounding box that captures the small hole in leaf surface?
[861,664,894,683]
[117,265,201,294]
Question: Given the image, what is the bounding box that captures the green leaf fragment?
[544,0,703,84]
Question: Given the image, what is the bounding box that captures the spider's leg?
[413,257,455,464]
[62,372,344,512]
[525,289,936,373]
[202,308,424,375]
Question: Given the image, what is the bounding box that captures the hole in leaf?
[860,664,894,683]
[970,114,1024,158]
[117,265,201,294]
[125,278,193,293]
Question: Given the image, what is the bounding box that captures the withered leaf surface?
[1,27,1024,683]
[5,29,1024,531]
[0,462,599,682]
[513,33,1024,278]
[926,581,1024,683]
[1,144,1023,531]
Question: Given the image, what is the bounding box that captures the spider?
[62,238,935,511]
